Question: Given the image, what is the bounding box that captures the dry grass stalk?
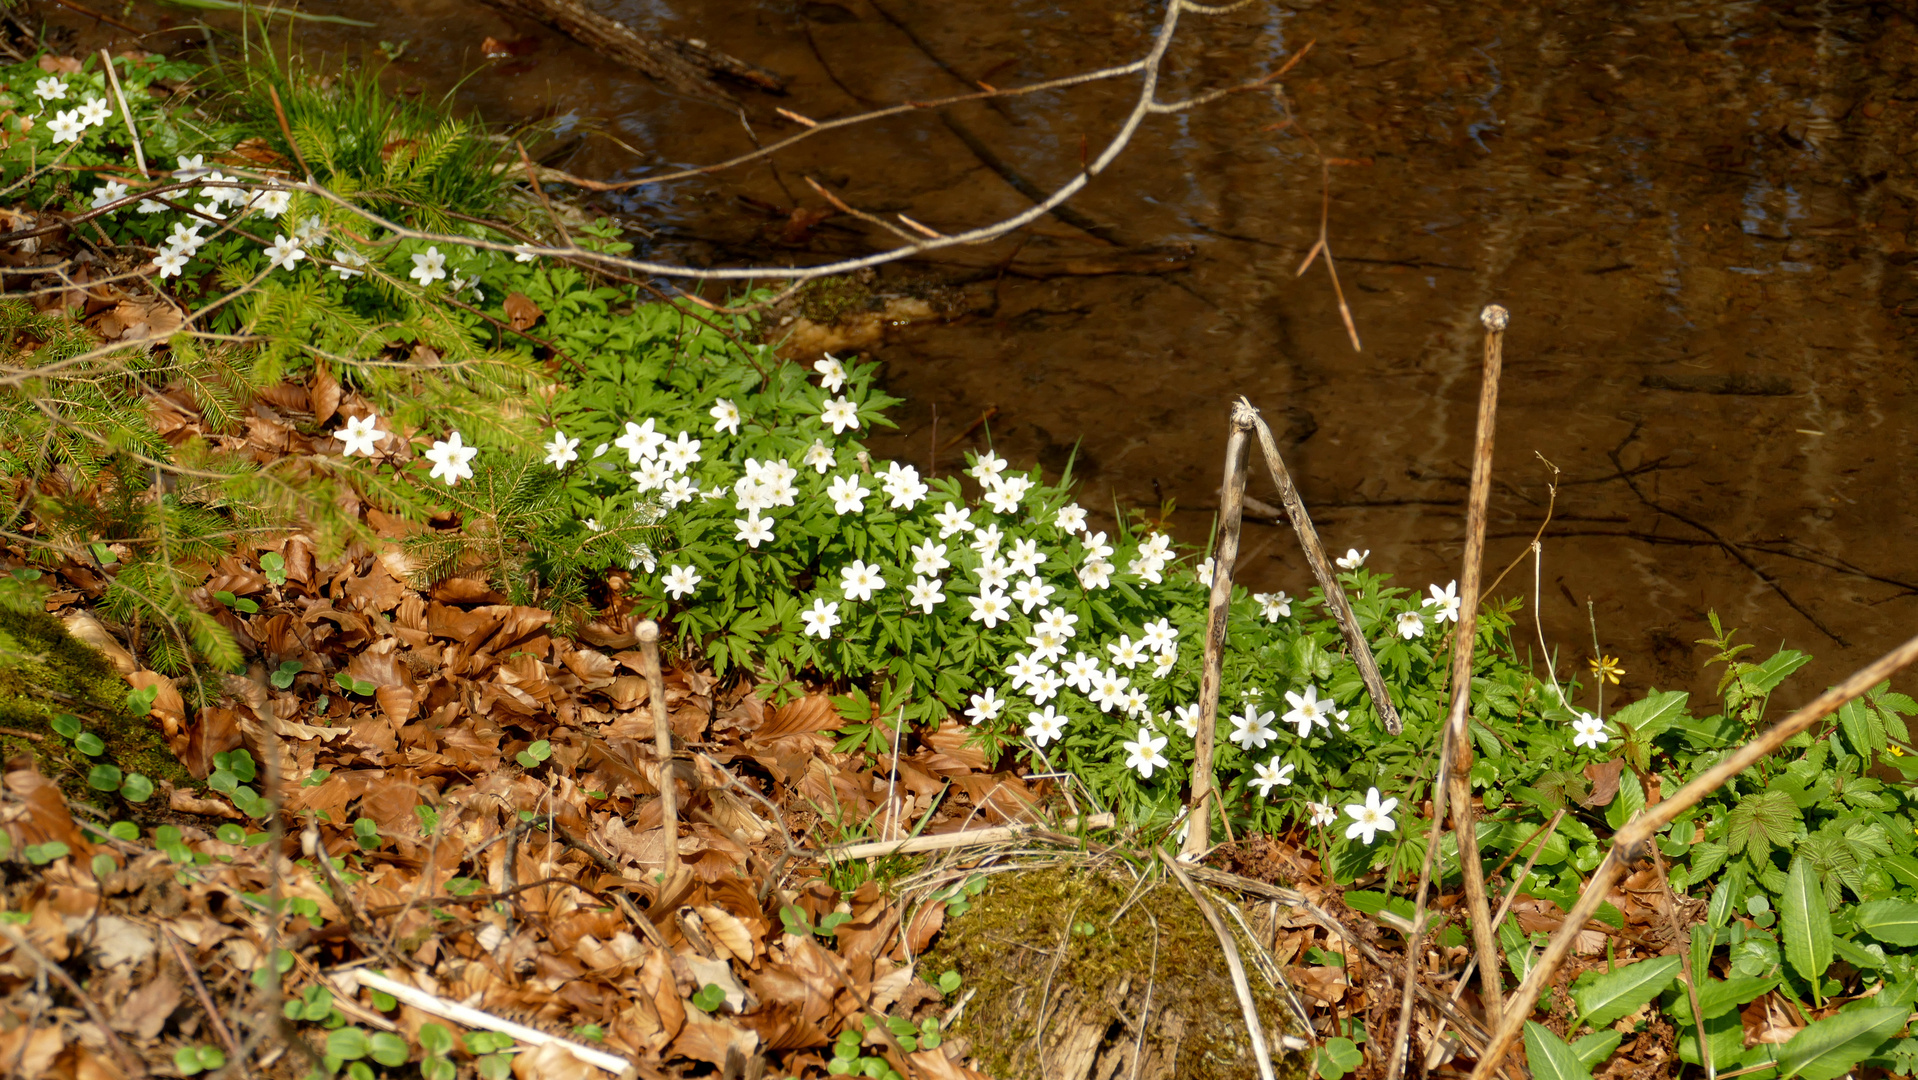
[1157,849,1278,1080]
[1183,404,1255,858]
[98,49,145,177]
[1465,629,1918,1080]
[1241,401,1403,733]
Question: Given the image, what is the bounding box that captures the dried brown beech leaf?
[670,1011,760,1069]
[755,694,842,739]
[503,291,543,331]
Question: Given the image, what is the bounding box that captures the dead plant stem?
[1159,851,1276,1080]
[1241,400,1403,733]
[1183,404,1253,857]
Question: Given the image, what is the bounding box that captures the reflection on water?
[83,0,1918,704]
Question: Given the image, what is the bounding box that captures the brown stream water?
[65,0,1918,708]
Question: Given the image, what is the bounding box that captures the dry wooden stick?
[1386,305,1510,1080]
[1183,403,1254,858]
[637,620,680,881]
[1451,306,1510,1015]
[1241,400,1403,733]
[1465,630,1918,1080]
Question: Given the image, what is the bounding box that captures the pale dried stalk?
[828,813,1116,859]
[1386,306,1510,1080]
[347,969,630,1073]
[1241,401,1403,733]
[98,49,145,177]
[1465,630,1918,1080]
[1184,404,1254,858]
[638,620,679,879]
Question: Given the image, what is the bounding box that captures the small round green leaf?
[74,732,106,756]
[86,764,123,791]
[120,774,154,802]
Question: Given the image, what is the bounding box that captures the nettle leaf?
[1726,790,1801,864]
[1780,855,1833,985]
[1570,954,1681,1030]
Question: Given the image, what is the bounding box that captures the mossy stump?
[925,861,1307,1080]
[0,603,187,797]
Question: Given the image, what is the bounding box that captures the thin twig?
[1465,630,1918,1080]
[1452,306,1510,1015]
[1,925,148,1077]
[163,927,241,1063]
[283,0,1291,291]
[1241,400,1403,733]
[1390,307,1513,1080]
[1184,402,1254,857]
[827,813,1115,859]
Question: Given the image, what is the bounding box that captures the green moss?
[0,604,190,799]
[924,862,1307,1080]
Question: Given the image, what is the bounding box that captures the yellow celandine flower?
[1889,744,1908,758]
[1589,655,1625,685]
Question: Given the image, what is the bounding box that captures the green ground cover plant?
[5,40,1918,1080]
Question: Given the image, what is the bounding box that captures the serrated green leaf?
[1570,955,1682,1030]
[1524,1021,1592,1080]
[1776,1006,1908,1080]
[1781,855,1833,985]
[1727,790,1801,863]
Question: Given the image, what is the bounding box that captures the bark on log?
[476,0,785,108]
